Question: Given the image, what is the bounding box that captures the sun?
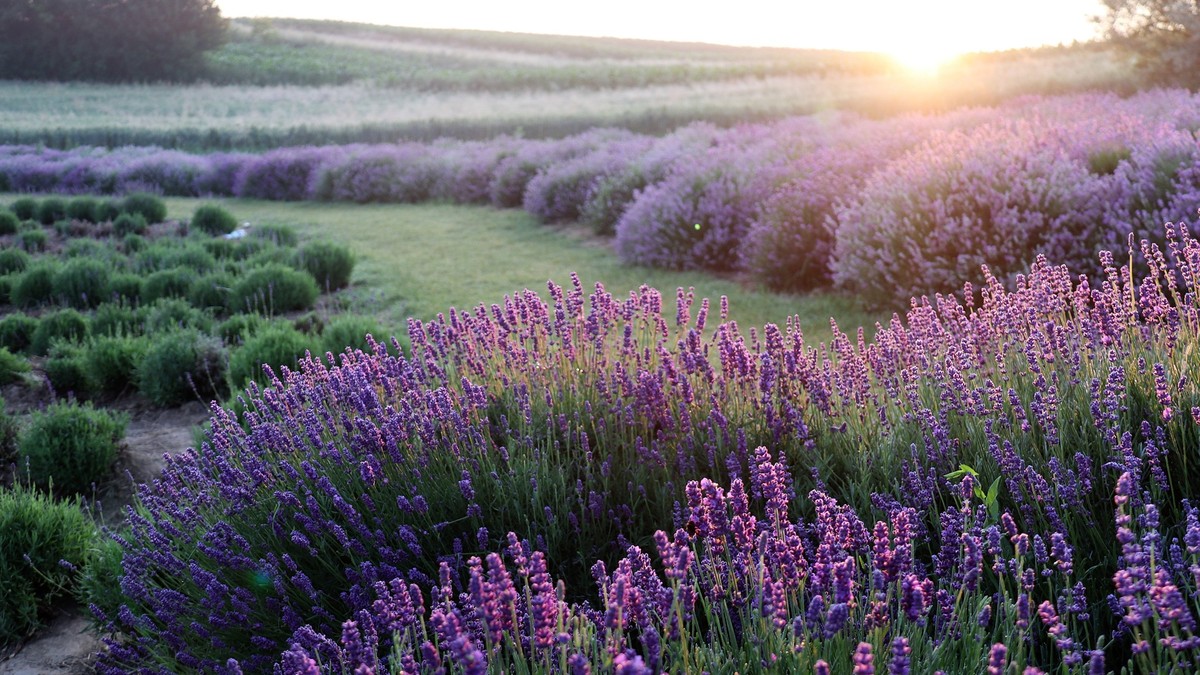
[887,43,961,76]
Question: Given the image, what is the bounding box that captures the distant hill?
[0,18,1135,151]
[202,18,900,90]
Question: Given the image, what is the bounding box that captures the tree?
[0,0,227,82]
[1100,0,1200,86]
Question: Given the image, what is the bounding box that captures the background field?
[0,18,1133,150]
[151,197,886,344]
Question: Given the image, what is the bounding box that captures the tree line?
[0,0,225,81]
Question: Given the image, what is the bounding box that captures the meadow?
[153,198,883,339]
[2,16,1200,675]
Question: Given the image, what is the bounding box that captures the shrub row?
[5,193,166,227]
[7,91,1200,303]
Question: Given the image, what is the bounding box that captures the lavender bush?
[310,145,438,204]
[523,137,654,224]
[235,147,346,201]
[95,221,1200,673]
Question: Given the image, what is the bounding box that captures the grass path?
[163,198,889,344]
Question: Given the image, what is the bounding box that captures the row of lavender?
[6,89,1200,305]
[91,219,1200,673]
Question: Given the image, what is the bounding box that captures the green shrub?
[252,223,297,247]
[230,238,271,261]
[136,329,227,406]
[187,271,234,313]
[9,197,37,221]
[201,238,236,260]
[246,246,292,268]
[11,262,57,309]
[44,342,97,400]
[77,535,125,634]
[17,229,47,253]
[0,483,95,644]
[53,218,89,238]
[0,274,12,305]
[19,401,126,494]
[91,302,140,337]
[0,314,37,353]
[163,245,216,274]
[230,263,318,315]
[141,298,212,334]
[0,398,18,466]
[319,315,394,357]
[190,204,237,236]
[0,210,18,235]
[121,233,147,254]
[86,335,149,395]
[107,273,143,304]
[111,212,147,237]
[96,199,122,223]
[0,248,29,275]
[63,238,109,260]
[229,322,312,388]
[292,240,355,291]
[142,267,197,303]
[133,243,174,273]
[217,313,266,346]
[66,197,99,223]
[291,311,323,336]
[35,197,66,225]
[0,347,30,385]
[121,193,167,224]
[29,309,89,356]
[52,258,110,309]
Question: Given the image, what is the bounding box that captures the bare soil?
[1,376,211,673]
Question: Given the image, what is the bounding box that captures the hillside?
[0,18,1134,150]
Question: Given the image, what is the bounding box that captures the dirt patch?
[93,399,211,526]
[1,380,212,672]
[0,613,101,675]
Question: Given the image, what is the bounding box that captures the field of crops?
[79,222,1200,673]
[0,19,1130,150]
[4,14,1200,675]
[7,88,1200,309]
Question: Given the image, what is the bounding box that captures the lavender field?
[5,0,1200,670]
[5,89,1200,308]
[89,222,1200,672]
[4,40,1200,674]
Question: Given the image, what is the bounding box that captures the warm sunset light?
[887,44,960,77]
[217,0,1105,55]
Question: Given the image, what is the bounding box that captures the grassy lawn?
[161,198,890,344]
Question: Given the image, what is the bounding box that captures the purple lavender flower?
[853,642,875,675]
[987,643,1007,675]
[889,636,911,675]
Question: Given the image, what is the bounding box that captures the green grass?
[203,19,894,90]
[157,198,887,344]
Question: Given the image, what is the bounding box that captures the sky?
[216,1,1107,69]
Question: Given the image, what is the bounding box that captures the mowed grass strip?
[160,198,888,343]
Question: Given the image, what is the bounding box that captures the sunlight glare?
[888,44,959,76]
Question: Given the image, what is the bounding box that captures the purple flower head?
[889,636,911,675]
[613,649,651,675]
[853,642,875,675]
[987,643,1007,675]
